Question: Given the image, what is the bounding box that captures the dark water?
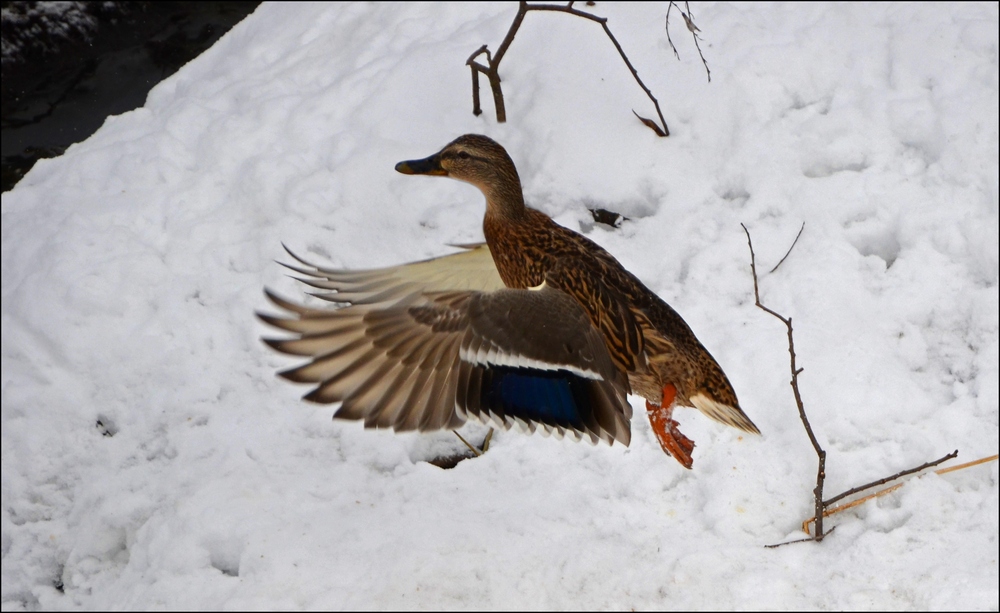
[1,1,260,192]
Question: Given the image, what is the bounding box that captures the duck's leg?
[646,383,695,469]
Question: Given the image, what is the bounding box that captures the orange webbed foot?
[646,384,695,469]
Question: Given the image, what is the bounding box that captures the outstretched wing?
[259,248,632,446]
[280,242,505,305]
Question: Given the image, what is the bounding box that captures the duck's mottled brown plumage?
[397,134,759,467]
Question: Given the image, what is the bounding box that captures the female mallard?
[260,134,759,468]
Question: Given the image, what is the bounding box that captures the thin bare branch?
[745,223,965,546]
[802,452,995,534]
[684,2,711,82]
[824,450,958,507]
[765,536,817,549]
[769,222,805,273]
[804,483,904,534]
[665,2,711,82]
[743,223,827,537]
[466,1,671,136]
[466,44,489,65]
[664,3,680,60]
[766,526,836,549]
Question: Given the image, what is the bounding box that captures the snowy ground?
[2,2,997,610]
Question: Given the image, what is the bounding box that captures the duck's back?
[484,208,703,356]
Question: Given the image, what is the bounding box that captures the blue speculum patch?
[482,366,590,430]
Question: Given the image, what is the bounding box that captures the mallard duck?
[260,134,759,468]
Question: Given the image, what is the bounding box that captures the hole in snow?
[849,229,901,269]
[426,452,477,469]
[204,535,245,578]
[409,427,492,469]
[802,158,870,178]
[53,565,65,593]
[719,187,750,207]
[209,547,241,577]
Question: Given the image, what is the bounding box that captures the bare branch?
[665,2,711,82]
[743,223,827,537]
[769,222,805,273]
[664,3,680,60]
[765,526,836,549]
[765,536,817,549]
[466,2,671,136]
[802,451,996,534]
[805,483,904,534]
[824,450,958,507]
[684,2,711,82]
[745,223,963,546]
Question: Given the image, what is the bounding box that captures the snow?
[2,2,997,609]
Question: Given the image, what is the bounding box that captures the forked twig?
[801,452,994,534]
[665,1,711,82]
[742,224,962,545]
[467,1,673,136]
[742,223,828,540]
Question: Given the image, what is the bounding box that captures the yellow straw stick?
[934,454,998,475]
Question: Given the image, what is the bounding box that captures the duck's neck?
[484,191,526,224]
[483,205,532,288]
[478,161,527,223]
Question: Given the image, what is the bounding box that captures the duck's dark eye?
[458,151,471,160]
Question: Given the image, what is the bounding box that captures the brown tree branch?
[803,453,995,534]
[743,223,962,546]
[742,223,828,539]
[665,1,711,82]
[764,527,836,549]
[466,1,672,136]
[769,222,805,273]
[804,485,903,534]
[823,450,958,507]
[467,45,489,116]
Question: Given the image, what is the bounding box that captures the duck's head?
[396,134,525,217]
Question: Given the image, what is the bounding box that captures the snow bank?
[2,3,997,609]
